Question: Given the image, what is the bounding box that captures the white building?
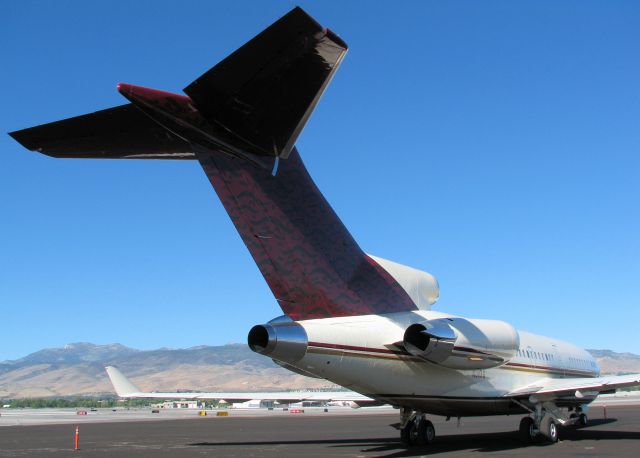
[231,399,274,409]
[153,400,201,409]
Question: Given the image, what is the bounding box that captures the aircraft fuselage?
[254,311,599,417]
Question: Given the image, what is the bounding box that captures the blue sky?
[2,1,639,361]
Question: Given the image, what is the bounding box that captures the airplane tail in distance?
[105,366,141,398]
[9,7,419,320]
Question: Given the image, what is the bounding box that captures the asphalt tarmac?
[0,404,639,457]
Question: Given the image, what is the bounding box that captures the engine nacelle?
[403,318,519,370]
[404,320,457,363]
[369,255,439,309]
[247,318,308,364]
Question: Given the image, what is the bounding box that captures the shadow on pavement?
[190,419,640,457]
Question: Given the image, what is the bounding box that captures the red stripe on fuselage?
[308,341,409,355]
[307,341,597,377]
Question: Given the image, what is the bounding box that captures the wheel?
[408,419,423,445]
[418,419,436,445]
[400,417,436,446]
[544,418,559,443]
[519,416,537,443]
[400,419,413,446]
[578,413,588,427]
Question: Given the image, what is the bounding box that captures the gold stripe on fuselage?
[307,346,422,362]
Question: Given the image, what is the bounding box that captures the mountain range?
[1,343,639,398]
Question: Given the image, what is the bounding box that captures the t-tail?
[9,7,422,320]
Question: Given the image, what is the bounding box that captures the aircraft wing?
[506,373,640,400]
[105,366,376,405]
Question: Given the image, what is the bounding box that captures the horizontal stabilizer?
[9,104,194,159]
[184,7,347,158]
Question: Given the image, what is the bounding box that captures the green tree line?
[1,398,154,408]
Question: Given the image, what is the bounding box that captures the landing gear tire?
[400,420,412,446]
[417,419,436,445]
[400,417,436,446]
[578,413,588,427]
[541,417,559,443]
[519,416,537,443]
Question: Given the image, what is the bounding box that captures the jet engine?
[403,318,519,370]
[247,318,308,364]
[368,255,439,309]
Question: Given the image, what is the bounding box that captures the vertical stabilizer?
[105,366,141,397]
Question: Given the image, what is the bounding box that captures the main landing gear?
[569,410,588,427]
[519,415,559,443]
[516,401,589,444]
[399,407,436,446]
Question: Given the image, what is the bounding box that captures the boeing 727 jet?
[9,7,640,446]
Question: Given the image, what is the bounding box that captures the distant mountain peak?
[62,342,136,351]
[588,349,640,360]
[1,342,141,367]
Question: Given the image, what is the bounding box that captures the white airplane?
[9,6,640,447]
[105,365,374,407]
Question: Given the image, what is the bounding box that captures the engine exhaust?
[247,322,308,363]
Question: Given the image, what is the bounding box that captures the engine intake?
[404,320,456,363]
[369,255,439,309]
